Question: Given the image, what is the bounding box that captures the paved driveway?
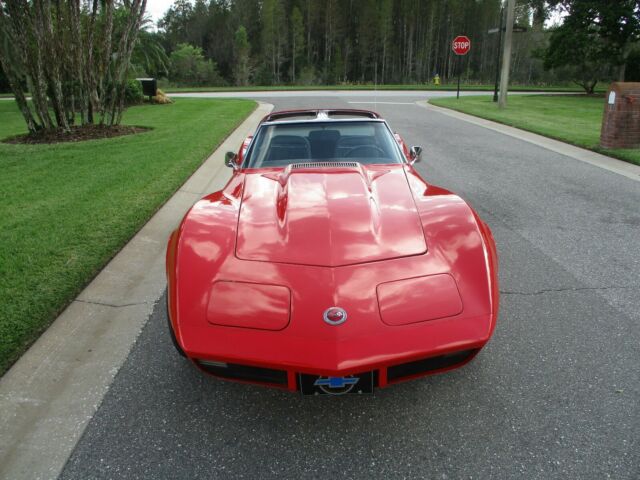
[60,93,639,479]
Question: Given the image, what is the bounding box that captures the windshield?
[243,121,405,168]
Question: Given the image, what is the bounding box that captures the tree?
[132,29,170,78]
[626,48,640,81]
[169,43,223,86]
[233,26,250,86]
[379,0,393,83]
[542,0,640,91]
[542,23,608,93]
[290,6,304,84]
[158,0,193,48]
[261,0,288,84]
[357,0,379,82]
[0,0,147,134]
[260,0,276,83]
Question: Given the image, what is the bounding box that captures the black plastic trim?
[387,349,477,381]
[197,361,288,385]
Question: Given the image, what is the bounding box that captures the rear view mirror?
[409,146,423,164]
[225,151,239,169]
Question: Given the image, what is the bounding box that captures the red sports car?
[166,109,498,395]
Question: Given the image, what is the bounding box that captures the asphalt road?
[60,94,639,479]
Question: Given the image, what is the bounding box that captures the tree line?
[155,0,639,89]
[158,0,537,86]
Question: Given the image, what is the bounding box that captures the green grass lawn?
[0,98,256,373]
[429,95,640,166]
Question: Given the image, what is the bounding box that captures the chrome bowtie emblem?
[323,307,347,326]
[314,376,359,394]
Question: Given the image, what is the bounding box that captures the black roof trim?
[263,109,381,123]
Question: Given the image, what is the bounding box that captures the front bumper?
[192,347,481,391]
[170,229,498,392]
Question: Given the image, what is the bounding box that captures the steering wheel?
[345,145,385,158]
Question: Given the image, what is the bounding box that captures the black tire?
[166,294,186,357]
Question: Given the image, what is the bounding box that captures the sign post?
[491,10,504,102]
[451,35,471,99]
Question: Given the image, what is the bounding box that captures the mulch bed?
[3,124,151,145]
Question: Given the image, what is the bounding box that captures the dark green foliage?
[157,0,567,86]
[0,63,9,93]
[541,0,640,91]
[169,43,225,86]
[125,79,145,104]
[233,26,251,86]
[132,29,170,78]
[625,49,640,81]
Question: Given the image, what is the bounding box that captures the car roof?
[261,109,383,125]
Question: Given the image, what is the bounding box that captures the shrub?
[125,79,144,105]
[169,43,225,86]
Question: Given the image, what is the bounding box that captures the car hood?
[235,165,427,266]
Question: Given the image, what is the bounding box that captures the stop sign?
[452,36,471,55]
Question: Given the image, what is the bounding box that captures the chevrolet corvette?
[166,109,499,395]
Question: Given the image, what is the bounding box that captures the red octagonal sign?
[452,35,471,56]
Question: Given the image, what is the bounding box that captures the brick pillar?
[600,82,640,149]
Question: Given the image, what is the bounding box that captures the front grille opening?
[197,360,288,385]
[387,349,478,382]
[292,161,359,169]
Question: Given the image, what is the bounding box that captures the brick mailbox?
[600,82,640,149]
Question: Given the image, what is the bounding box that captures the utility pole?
[492,8,504,102]
[498,0,515,108]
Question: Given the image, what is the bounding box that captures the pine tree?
[234,26,251,86]
[290,6,305,83]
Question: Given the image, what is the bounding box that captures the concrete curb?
[0,101,274,480]
[418,101,640,182]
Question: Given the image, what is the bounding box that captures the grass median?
[429,95,640,166]
[0,98,256,373]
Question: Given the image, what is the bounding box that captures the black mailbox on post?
[136,78,157,101]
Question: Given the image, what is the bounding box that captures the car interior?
[247,122,403,167]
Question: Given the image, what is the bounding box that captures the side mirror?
[409,146,423,164]
[225,151,239,169]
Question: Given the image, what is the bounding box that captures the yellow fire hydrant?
[433,74,440,87]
